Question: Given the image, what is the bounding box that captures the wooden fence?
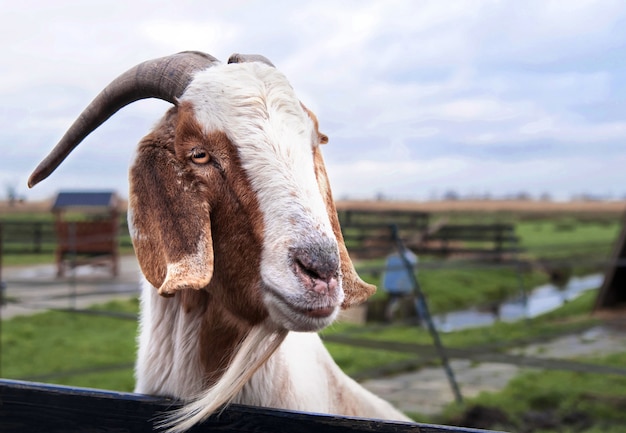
[419,224,520,258]
[337,210,520,259]
[0,221,132,255]
[0,221,57,254]
[0,379,504,433]
[2,212,521,261]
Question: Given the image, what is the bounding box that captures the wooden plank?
[0,379,503,433]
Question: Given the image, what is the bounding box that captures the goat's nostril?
[292,246,339,295]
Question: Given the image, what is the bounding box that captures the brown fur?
[131,100,375,393]
[131,102,271,385]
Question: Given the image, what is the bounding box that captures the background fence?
[0,221,133,255]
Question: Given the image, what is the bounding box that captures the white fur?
[236,331,409,420]
[136,283,410,433]
[181,62,342,331]
[135,280,206,398]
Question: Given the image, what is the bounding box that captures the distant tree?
[515,191,532,201]
[5,184,17,206]
[443,189,460,201]
[539,192,552,201]
[4,183,24,206]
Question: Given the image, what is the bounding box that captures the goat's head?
[29,51,375,332]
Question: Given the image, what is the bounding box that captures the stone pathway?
[1,255,141,319]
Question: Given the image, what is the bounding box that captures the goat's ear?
[301,102,329,145]
[312,146,377,308]
[129,138,214,297]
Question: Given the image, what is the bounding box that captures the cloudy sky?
[2,0,626,202]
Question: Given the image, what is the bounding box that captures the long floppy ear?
[129,126,214,297]
[306,109,377,308]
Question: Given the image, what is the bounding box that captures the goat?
[28,51,412,432]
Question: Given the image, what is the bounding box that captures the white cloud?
[138,19,242,54]
[326,153,626,201]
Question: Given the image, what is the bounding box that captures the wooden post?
[33,222,42,254]
[389,224,463,405]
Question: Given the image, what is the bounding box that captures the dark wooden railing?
[0,221,57,254]
[337,209,520,259]
[0,379,504,433]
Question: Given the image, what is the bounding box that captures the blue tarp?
[382,250,418,295]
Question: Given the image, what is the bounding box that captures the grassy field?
[0,287,600,387]
[1,300,138,390]
[516,218,621,261]
[3,291,624,433]
[354,213,618,315]
[0,291,602,384]
[438,352,626,433]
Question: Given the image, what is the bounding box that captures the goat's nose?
[291,245,340,296]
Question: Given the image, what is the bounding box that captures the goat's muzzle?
[262,239,343,331]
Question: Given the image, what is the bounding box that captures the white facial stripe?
[181,62,334,240]
[180,62,341,331]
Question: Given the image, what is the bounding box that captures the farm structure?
[337,208,521,260]
[52,191,120,277]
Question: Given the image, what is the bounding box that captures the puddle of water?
[433,274,603,332]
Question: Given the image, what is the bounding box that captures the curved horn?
[228,53,275,67]
[28,51,218,188]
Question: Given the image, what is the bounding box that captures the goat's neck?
[135,280,411,422]
[135,280,250,398]
[236,332,411,421]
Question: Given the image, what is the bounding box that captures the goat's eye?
[190,149,210,165]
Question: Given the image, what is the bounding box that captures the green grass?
[419,264,546,313]
[1,252,56,266]
[516,218,620,261]
[358,258,549,315]
[0,289,599,392]
[436,351,626,432]
[0,288,617,433]
[350,215,619,317]
[321,291,599,373]
[1,299,139,391]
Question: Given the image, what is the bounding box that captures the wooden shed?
[594,211,626,311]
[52,191,120,277]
